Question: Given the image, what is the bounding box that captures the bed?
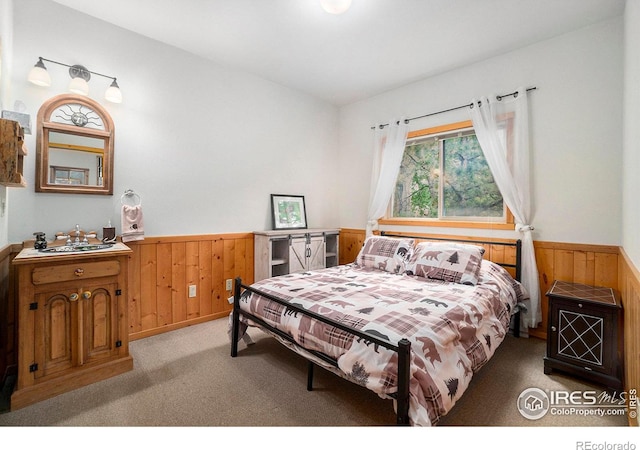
[229,232,528,426]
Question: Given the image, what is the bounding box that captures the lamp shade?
[28,60,52,87]
[68,77,89,96]
[104,79,122,103]
[320,0,352,14]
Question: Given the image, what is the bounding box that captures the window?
[49,166,89,185]
[385,120,512,228]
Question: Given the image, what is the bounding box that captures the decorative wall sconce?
[320,0,352,14]
[28,57,122,104]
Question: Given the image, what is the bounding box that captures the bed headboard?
[380,231,522,282]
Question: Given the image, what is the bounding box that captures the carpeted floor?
[0,317,630,431]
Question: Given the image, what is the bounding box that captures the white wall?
[2,1,629,252]
[5,0,340,243]
[623,0,640,267]
[0,0,13,247]
[338,18,624,246]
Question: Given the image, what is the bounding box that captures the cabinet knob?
[578,303,583,308]
[70,293,79,302]
[551,326,557,332]
[82,291,92,300]
[74,268,84,277]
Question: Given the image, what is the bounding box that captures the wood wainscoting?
[126,233,254,341]
[531,241,619,340]
[339,228,367,265]
[0,244,17,391]
[620,249,640,427]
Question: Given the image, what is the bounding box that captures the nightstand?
[544,280,624,391]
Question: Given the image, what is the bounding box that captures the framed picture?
[271,194,307,230]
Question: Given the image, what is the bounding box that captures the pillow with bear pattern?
[405,241,485,285]
[355,236,414,274]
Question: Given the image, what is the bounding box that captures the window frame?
[379,120,514,230]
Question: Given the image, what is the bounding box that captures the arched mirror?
[36,94,114,195]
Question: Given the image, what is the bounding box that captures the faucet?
[74,224,81,245]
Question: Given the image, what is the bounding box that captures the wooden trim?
[0,245,16,390]
[378,218,515,230]
[128,233,254,244]
[375,229,519,244]
[339,228,366,234]
[36,94,114,195]
[407,120,472,139]
[129,311,229,341]
[390,118,515,229]
[0,243,12,261]
[535,240,619,253]
[619,248,640,427]
[49,142,104,154]
[42,121,111,137]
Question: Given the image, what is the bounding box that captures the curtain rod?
[371,86,537,130]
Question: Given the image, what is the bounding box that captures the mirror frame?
[36,93,115,195]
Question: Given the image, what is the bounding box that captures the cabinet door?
[33,282,121,380]
[34,291,76,379]
[307,236,326,271]
[82,283,120,365]
[549,300,615,374]
[289,237,308,274]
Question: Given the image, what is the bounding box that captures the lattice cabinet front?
[544,280,623,391]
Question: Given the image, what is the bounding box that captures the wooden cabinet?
[544,280,624,391]
[0,118,27,187]
[254,229,339,282]
[10,244,133,410]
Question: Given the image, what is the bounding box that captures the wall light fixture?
[28,57,123,104]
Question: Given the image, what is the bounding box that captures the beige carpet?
[0,317,630,442]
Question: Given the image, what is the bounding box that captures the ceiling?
[51,0,626,106]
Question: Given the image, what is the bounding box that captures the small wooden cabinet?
[254,229,339,282]
[0,118,27,187]
[11,243,133,410]
[544,280,624,391]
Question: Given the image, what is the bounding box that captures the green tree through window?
[392,126,504,221]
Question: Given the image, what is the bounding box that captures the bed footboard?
[230,277,412,426]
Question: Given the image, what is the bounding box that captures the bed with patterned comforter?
[232,245,528,426]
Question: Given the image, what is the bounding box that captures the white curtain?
[469,87,541,329]
[366,118,410,237]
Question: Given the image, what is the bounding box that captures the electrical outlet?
[226,279,233,291]
[188,285,196,297]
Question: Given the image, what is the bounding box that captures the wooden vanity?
[11,242,133,410]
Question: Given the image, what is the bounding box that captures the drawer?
[32,260,121,285]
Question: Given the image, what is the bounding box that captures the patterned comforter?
[235,260,528,426]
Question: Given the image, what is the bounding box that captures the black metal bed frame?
[230,233,522,426]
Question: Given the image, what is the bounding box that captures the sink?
[38,243,114,253]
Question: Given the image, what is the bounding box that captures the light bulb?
[104,79,122,103]
[68,77,89,96]
[320,0,352,14]
[28,59,51,87]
